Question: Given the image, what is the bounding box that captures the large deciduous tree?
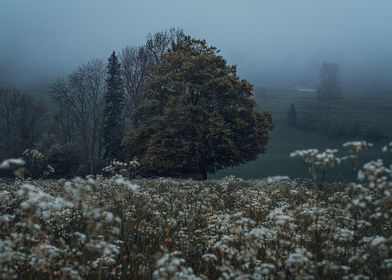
[123,36,273,179]
[103,51,124,160]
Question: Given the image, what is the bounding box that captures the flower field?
[1,168,391,279]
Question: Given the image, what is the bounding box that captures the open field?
[1,174,391,279]
[214,90,392,179]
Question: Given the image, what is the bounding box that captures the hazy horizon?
[1,0,392,89]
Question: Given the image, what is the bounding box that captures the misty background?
[1,0,392,90]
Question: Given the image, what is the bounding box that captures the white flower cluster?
[17,183,74,218]
[290,148,340,168]
[343,141,373,153]
[0,176,141,279]
[23,149,45,161]
[382,142,392,153]
[128,157,141,168]
[102,158,140,177]
[286,248,313,274]
[113,175,140,191]
[0,158,25,169]
[153,252,202,280]
[102,160,127,174]
[290,148,341,182]
[357,159,391,188]
[290,140,391,183]
[265,175,290,183]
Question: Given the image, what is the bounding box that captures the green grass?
[213,90,392,179]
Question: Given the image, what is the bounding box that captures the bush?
[46,144,81,178]
[22,149,50,179]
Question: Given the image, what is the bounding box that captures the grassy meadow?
[214,90,392,180]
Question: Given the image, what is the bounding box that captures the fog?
[1,0,392,89]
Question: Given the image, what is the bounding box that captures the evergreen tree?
[103,51,124,160]
[287,103,297,127]
[123,37,273,179]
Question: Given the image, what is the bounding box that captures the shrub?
[46,144,81,178]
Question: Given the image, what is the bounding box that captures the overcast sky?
[1,0,392,88]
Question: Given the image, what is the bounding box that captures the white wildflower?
[0,158,25,169]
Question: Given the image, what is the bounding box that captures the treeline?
[0,88,46,159]
[0,28,273,179]
[0,29,183,177]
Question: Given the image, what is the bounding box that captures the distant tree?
[0,88,47,159]
[287,103,297,127]
[103,51,125,160]
[16,95,47,152]
[0,88,22,158]
[144,28,185,66]
[52,60,107,174]
[317,62,342,100]
[121,28,184,129]
[123,36,273,180]
[51,78,78,145]
[121,46,150,129]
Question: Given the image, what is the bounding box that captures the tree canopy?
[123,36,273,179]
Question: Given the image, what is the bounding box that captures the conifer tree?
[287,103,297,127]
[123,37,273,179]
[103,51,124,160]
